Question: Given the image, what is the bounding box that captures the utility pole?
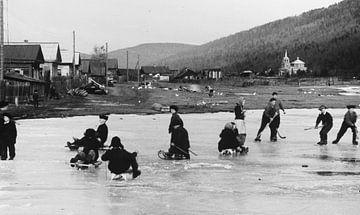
[0,0,4,81]
[105,42,108,87]
[72,31,76,77]
[137,54,140,83]
[126,51,129,82]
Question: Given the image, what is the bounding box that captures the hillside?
[107,43,197,69]
[155,0,360,77]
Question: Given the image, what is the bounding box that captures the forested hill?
[108,43,197,69]
[154,0,360,77]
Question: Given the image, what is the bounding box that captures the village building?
[2,44,46,103]
[200,68,222,80]
[8,42,62,82]
[106,58,119,82]
[140,66,173,82]
[58,50,81,76]
[172,68,198,82]
[279,50,307,76]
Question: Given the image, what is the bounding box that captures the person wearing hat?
[255,98,278,142]
[0,113,17,160]
[101,136,141,179]
[332,105,358,145]
[218,122,248,155]
[234,97,247,146]
[96,114,109,147]
[168,105,183,134]
[315,105,333,145]
[165,117,190,159]
[69,128,102,164]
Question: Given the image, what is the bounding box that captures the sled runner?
[70,161,102,169]
[219,147,249,156]
[157,150,189,160]
[110,170,134,181]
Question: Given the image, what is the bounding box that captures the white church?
[279,50,307,76]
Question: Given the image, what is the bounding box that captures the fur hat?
[84,128,96,138]
[0,101,9,109]
[224,122,234,130]
[99,114,108,120]
[110,136,123,148]
[169,105,178,112]
[318,105,327,110]
[2,112,12,119]
[269,98,277,102]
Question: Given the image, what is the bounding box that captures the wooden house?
[58,50,81,76]
[140,66,172,82]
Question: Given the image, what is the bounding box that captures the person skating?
[255,98,278,142]
[69,128,102,164]
[168,105,183,134]
[270,92,286,141]
[332,105,358,145]
[96,114,108,147]
[0,113,17,160]
[315,105,333,145]
[234,97,247,147]
[218,122,248,155]
[166,118,190,159]
[101,136,141,179]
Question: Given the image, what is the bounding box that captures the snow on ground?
[337,86,360,96]
[1,109,360,215]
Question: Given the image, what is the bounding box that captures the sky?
[6,0,341,53]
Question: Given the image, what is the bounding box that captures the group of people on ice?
[0,101,17,161]
[67,114,141,180]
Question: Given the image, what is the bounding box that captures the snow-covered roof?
[292,57,305,64]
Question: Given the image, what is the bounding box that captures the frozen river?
[1,109,360,215]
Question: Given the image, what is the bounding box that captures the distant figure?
[33,90,39,108]
[255,98,278,142]
[0,113,17,160]
[315,105,333,145]
[101,136,141,179]
[69,128,101,164]
[332,105,358,145]
[96,114,109,147]
[168,105,183,134]
[234,97,246,145]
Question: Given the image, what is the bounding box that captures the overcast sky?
[6,0,341,53]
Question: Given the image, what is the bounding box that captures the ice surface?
[1,109,360,214]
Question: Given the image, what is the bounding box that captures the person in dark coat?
[166,117,190,159]
[33,90,39,108]
[332,105,358,145]
[1,113,17,160]
[315,105,333,145]
[270,92,286,141]
[96,114,108,147]
[70,128,102,164]
[218,122,240,152]
[0,101,9,160]
[255,98,278,142]
[168,105,183,134]
[101,136,141,179]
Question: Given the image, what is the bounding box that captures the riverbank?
[5,82,360,120]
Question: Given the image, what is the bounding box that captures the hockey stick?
[277,130,286,139]
[304,126,323,131]
[172,144,198,156]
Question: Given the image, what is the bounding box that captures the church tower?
[282,50,290,70]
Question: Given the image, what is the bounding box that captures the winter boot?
[133,170,141,179]
[353,141,358,145]
[332,140,338,144]
[254,135,261,142]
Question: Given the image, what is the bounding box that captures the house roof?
[140,66,170,75]
[4,71,46,84]
[292,57,305,64]
[8,42,61,63]
[174,68,198,79]
[60,50,81,65]
[4,44,44,64]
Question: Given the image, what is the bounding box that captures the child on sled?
[70,128,101,164]
[164,117,190,160]
[218,122,248,155]
[101,136,141,180]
